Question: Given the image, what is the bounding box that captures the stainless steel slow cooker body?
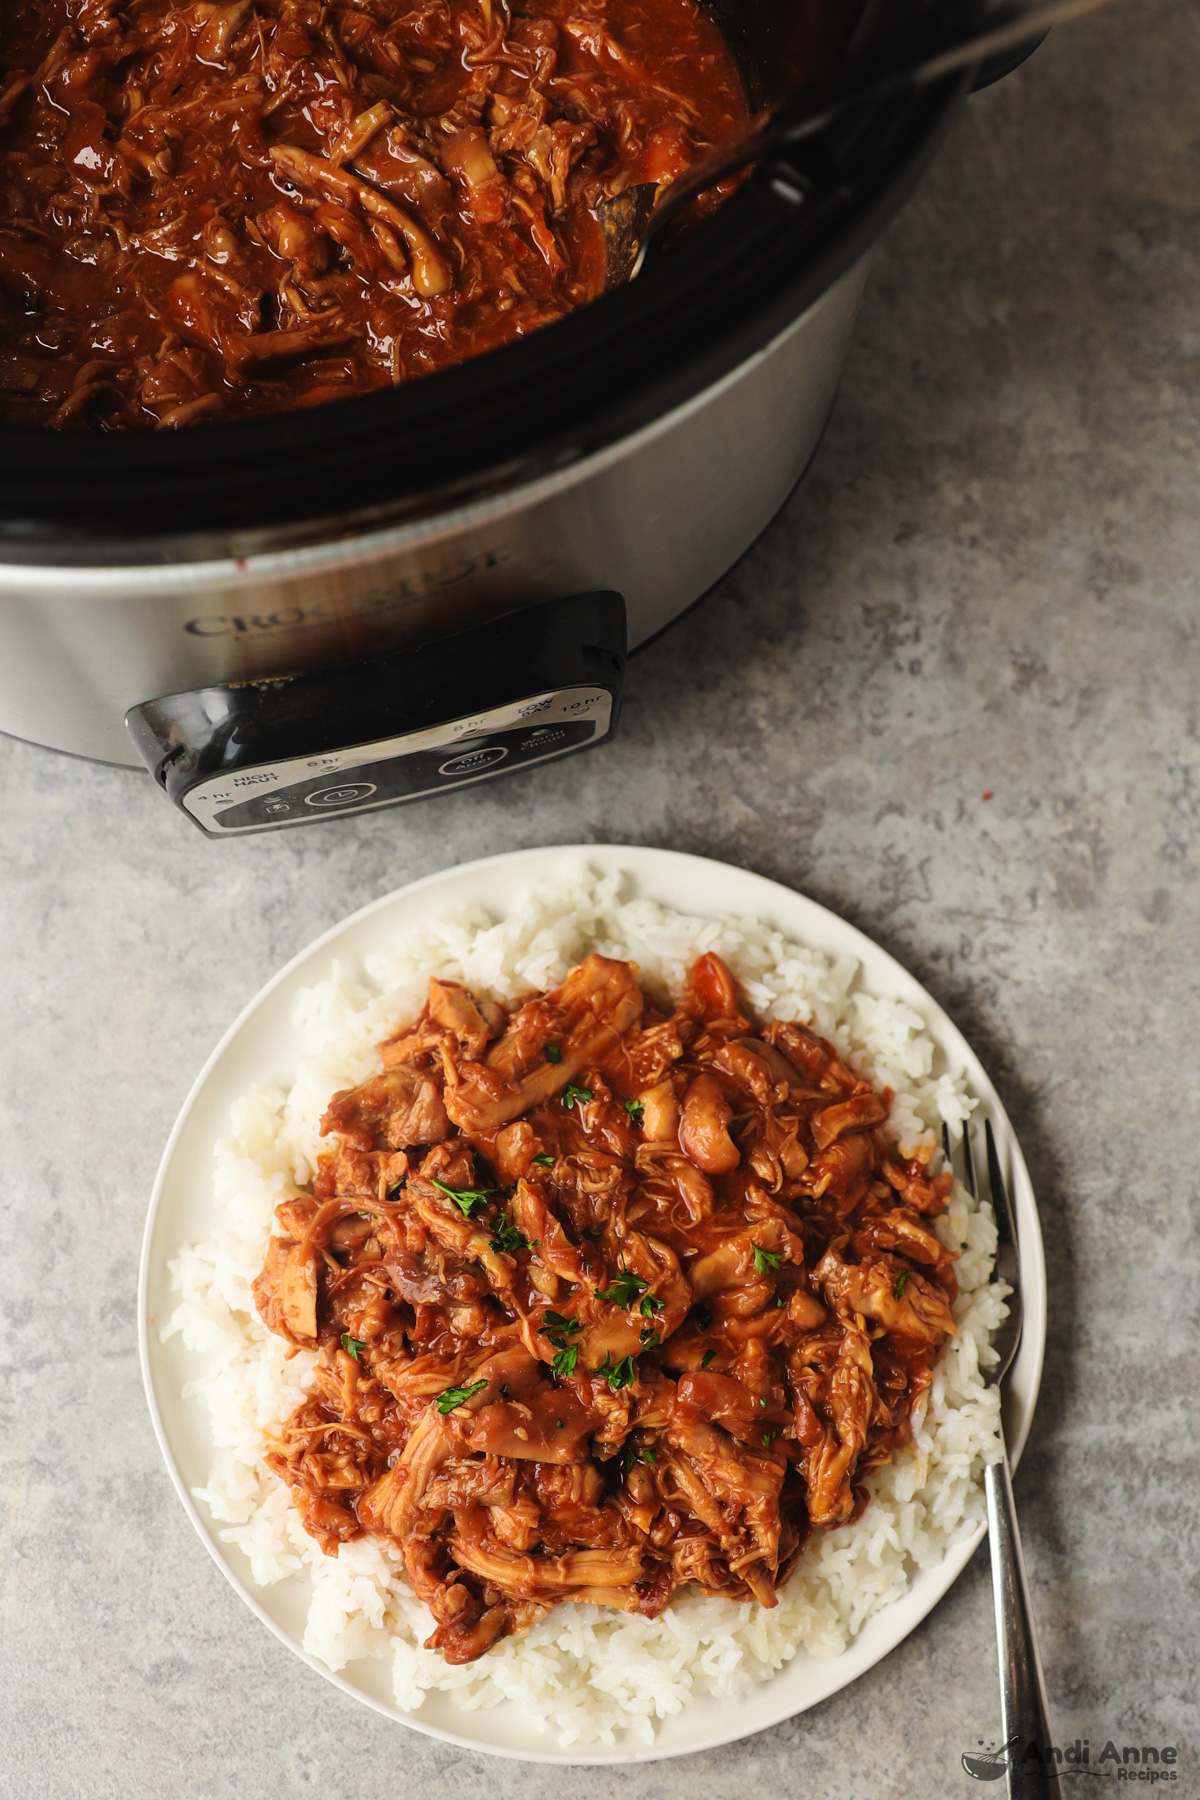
[0,260,869,769]
[0,12,970,830]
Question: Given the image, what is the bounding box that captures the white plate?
[139,844,1046,1765]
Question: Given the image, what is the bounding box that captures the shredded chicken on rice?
[0,0,746,425]
[254,951,959,1663]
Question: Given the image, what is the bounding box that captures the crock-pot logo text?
[183,549,510,637]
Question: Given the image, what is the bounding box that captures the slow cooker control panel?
[180,686,611,834]
[126,591,625,837]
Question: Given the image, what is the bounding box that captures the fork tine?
[984,1116,1017,1251]
[962,1119,977,1198]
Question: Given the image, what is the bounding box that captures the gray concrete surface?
[2,1,1198,1792]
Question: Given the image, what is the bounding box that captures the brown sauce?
[0,0,749,427]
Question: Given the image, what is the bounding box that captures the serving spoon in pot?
[598,0,1123,287]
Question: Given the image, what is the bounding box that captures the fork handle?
[986,1446,1063,1799]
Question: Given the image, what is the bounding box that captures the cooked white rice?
[163,862,1008,1748]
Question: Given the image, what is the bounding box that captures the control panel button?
[305,782,378,808]
[437,746,508,777]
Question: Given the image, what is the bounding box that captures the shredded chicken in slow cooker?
[0,0,747,426]
[253,950,959,1663]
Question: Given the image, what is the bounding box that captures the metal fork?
[944,1119,1062,1799]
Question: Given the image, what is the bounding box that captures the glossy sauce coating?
[253,950,959,1662]
[0,0,747,426]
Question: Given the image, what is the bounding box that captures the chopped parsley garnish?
[752,1243,783,1275]
[619,1441,657,1479]
[340,1334,365,1360]
[430,1176,496,1218]
[542,1309,580,1334]
[639,1328,661,1350]
[594,1352,635,1390]
[758,1395,768,1407]
[562,1083,594,1112]
[623,1098,645,1126]
[893,1269,910,1299]
[489,1213,528,1255]
[539,1310,582,1351]
[761,1428,778,1449]
[597,1267,649,1309]
[436,1378,488,1414]
[532,1153,555,1168]
[700,1348,715,1369]
[640,1293,664,1316]
[551,1344,579,1378]
[545,1044,562,1064]
[692,1301,713,1331]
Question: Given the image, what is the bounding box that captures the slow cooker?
[0,1,1027,835]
